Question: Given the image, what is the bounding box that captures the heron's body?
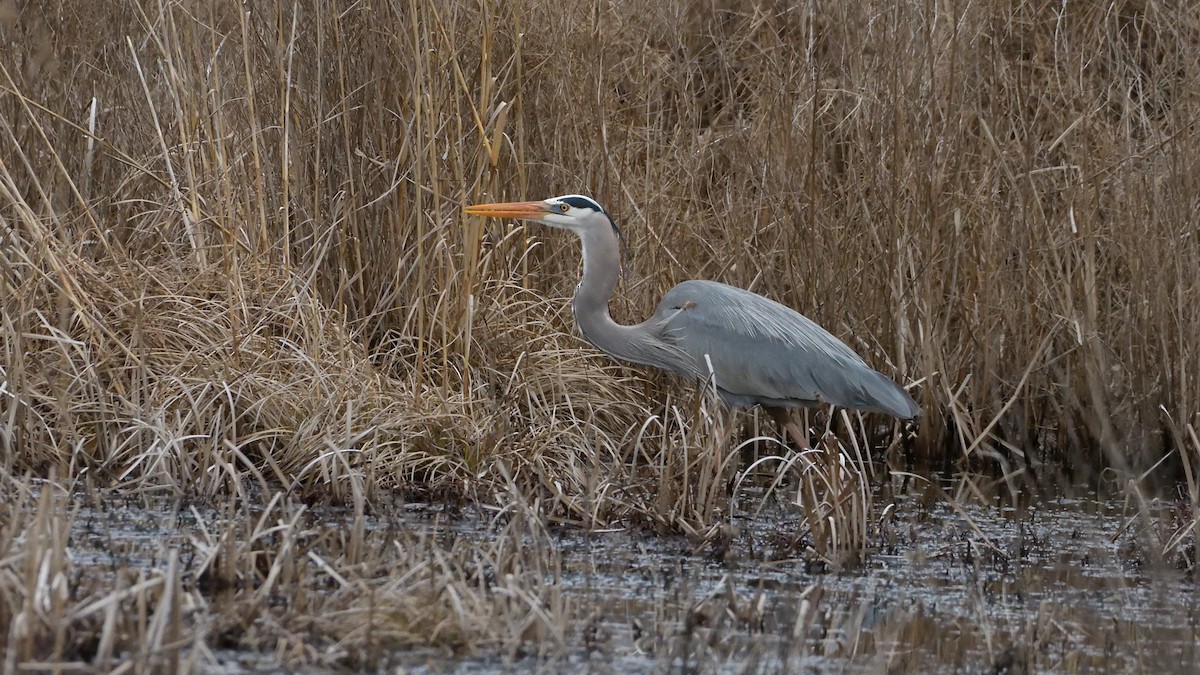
[644,280,918,417]
[465,194,919,423]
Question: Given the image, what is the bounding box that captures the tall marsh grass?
[3,2,1200,668]
[2,0,1198,517]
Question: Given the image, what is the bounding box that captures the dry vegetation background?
[4,0,1198,489]
[2,0,1200,669]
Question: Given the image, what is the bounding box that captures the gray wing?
[649,280,918,419]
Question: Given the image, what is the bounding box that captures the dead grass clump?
[186,489,572,669]
[1,232,661,510]
[605,394,740,538]
[301,512,569,666]
[735,412,877,567]
[1,245,472,496]
[0,478,201,672]
[1121,413,1200,573]
[0,480,77,671]
[0,477,573,671]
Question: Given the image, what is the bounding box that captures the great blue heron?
[465,194,919,443]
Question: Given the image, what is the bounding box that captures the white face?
[538,194,608,234]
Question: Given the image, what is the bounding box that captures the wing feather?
[649,280,916,418]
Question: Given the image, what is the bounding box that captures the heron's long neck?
[569,226,694,377]
[572,227,633,355]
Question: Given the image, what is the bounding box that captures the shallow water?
[61,478,1198,673]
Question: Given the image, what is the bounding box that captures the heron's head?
[465,194,619,241]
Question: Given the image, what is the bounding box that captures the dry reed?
[2,0,1200,669]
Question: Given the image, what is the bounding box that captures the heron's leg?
[764,406,812,450]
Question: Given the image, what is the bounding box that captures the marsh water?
[66,477,1198,673]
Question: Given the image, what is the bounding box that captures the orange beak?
[464,200,548,219]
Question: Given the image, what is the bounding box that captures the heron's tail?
[858,368,921,420]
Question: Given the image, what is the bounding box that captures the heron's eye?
[558,203,569,213]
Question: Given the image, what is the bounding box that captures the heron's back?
[653,280,919,419]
